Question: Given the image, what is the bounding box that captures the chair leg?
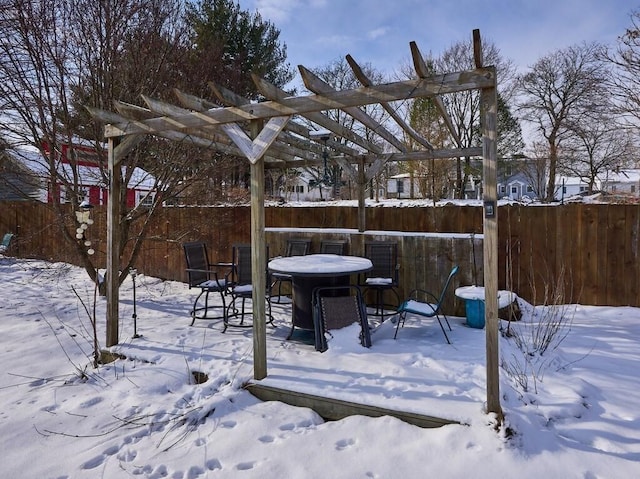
[393,311,406,339]
[435,314,451,344]
[443,313,452,331]
[377,289,384,319]
[286,323,296,340]
[190,290,205,324]
[266,296,275,326]
[191,289,227,326]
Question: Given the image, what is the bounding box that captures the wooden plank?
[106,138,121,347]
[579,205,598,304]
[250,119,267,381]
[625,205,640,305]
[605,204,625,306]
[346,54,434,151]
[299,66,408,153]
[410,41,463,148]
[480,66,501,419]
[245,383,458,429]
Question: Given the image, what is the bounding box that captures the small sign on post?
[483,200,496,218]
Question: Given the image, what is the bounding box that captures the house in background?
[553,175,597,201]
[39,141,156,208]
[281,170,332,201]
[387,173,420,199]
[498,170,538,201]
[0,150,44,201]
[601,169,640,197]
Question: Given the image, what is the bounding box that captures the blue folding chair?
[394,265,459,343]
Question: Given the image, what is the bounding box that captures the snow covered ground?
[1,257,638,478]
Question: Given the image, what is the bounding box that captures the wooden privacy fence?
[1,201,638,307]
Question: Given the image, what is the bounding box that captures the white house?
[601,169,640,197]
[387,173,419,199]
[554,175,596,201]
[282,171,331,201]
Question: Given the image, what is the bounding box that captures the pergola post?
[106,136,121,347]
[481,67,502,420]
[250,119,267,380]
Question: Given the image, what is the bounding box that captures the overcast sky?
[237,0,636,82]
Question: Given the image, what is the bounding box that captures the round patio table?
[268,254,372,336]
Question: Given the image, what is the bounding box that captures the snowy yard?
[1,257,639,478]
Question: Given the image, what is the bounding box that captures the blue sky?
[237,0,636,81]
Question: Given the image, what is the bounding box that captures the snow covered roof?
[12,148,155,190]
[603,169,640,183]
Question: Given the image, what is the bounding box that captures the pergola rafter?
[88,29,502,420]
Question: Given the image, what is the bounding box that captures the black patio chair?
[319,239,348,255]
[312,285,371,352]
[226,244,274,331]
[183,241,233,326]
[394,265,459,343]
[359,241,401,322]
[271,238,312,303]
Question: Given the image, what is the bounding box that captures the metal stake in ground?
[130,268,141,338]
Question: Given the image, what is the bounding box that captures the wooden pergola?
[88,29,502,419]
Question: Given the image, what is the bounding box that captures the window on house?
[631,185,636,193]
[138,192,155,207]
[511,186,518,195]
[64,188,87,204]
[397,179,404,193]
[499,185,506,194]
[562,186,567,194]
[526,185,533,192]
[296,185,304,193]
[579,186,587,193]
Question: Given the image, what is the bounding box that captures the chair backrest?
[232,244,270,286]
[313,285,371,351]
[320,239,347,255]
[435,265,460,310]
[233,244,253,286]
[183,242,209,287]
[285,238,311,257]
[364,241,398,283]
[1,233,13,248]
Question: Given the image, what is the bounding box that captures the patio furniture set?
[183,238,463,351]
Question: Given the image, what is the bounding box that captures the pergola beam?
[104,68,494,138]
[410,42,463,148]
[252,75,382,154]
[299,66,408,153]
[346,54,434,151]
[141,96,315,162]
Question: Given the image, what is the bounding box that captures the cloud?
[253,0,298,24]
[253,0,329,25]
[367,27,389,41]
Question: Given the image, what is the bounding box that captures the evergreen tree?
[185,0,294,100]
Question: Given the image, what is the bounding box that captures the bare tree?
[562,111,636,193]
[0,0,197,291]
[604,10,640,124]
[517,42,608,202]
[408,38,520,198]
[519,142,551,200]
[307,57,388,200]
